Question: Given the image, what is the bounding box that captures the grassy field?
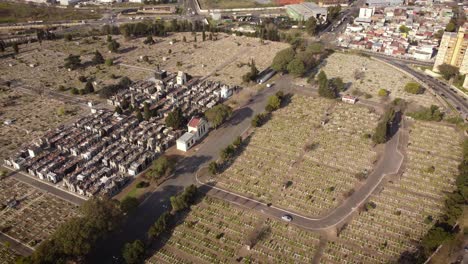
[0,2,101,24]
[198,0,278,9]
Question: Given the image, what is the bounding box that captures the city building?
[318,0,349,7]
[433,24,468,74]
[286,2,328,22]
[59,0,80,5]
[366,0,404,7]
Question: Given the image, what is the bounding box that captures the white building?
[342,95,357,104]
[59,0,80,5]
[176,71,187,85]
[176,117,209,152]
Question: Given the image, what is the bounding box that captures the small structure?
[342,95,357,104]
[286,2,327,22]
[176,71,187,85]
[176,117,209,152]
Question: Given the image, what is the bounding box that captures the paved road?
[88,76,291,263]
[5,169,86,206]
[198,109,405,230]
[375,56,468,117]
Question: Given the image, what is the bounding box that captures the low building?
[365,0,403,7]
[342,95,357,104]
[286,3,327,22]
[318,0,349,6]
[176,117,209,152]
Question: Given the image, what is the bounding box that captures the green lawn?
[0,2,101,24]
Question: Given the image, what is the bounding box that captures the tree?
[265,95,281,112]
[115,106,123,114]
[399,25,411,34]
[438,64,459,80]
[327,5,341,21]
[378,89,389,97]
[404,82,424,94]
[64,54,81,70]
[243,60,259,83]
[232,136,242,148]
[135,109,143,122]
[182,36,187,42]
[170,185,197,213]
[330,77,345,92]
[143,102,152,120]
[165,107,185,129]
[148,156,175,180]
[445,21,456,32]
[251,113,267,127]
[208,161,218,175]
[148,212,171,239]
[84,81,95,94]
[0,41,5,52]
[143,35,155,45]
[271,48,295,72]
[122,240,145,264]
[287,58,306,76]
[64,34,73,41]
[92,50,105,65]
[71,87,79,95]
[105,58,114,66]
[120,196,139,214]
[204,104,232,128]
[318,71,338,99]
[220,145,236,161]
[202,30,206,41]
[305,17,318,36]
[108,40,120,52]
[106,35,112,42]
[12,43,19,54]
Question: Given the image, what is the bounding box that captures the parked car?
[281,215,292,222]
[266,83,274,88]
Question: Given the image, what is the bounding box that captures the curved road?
[197,116,405,230]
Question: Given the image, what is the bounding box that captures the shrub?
[404,82,424,94]
[377,89,389,97]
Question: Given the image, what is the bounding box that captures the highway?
[375,56,468,117]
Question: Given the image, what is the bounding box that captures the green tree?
[122,240,145,264]
[148,156,175,180]
[148,212,171,239]
[143,35,155,45]
[438,64,459,80]
[92,50,105,65]
[0,40,5,52]
[83,81,95,94]
[105,58,114,66]
[12,43,19,54]
[208,161,218,175]
[64,34,73,41]
[271,48,295,72]
[330,77,345,92]
[120,196,139,214]
[378,89,389,97]
[265,95,281,112]
[445,21,456,32]
[287,58,306,76]
[404,82,424,94]
[220,145,236,161]
[64,54,81,70]
[115,106,123,114]
[243,60,259,82]
[399,25,410,34]
[317,71,338,99]
[108,40,120,52]
[135,109,143,122]
[204,104,232,128]
[165,107,185,129]
[327,5,341,21]
[202,30,206,41]
[305,17,318,36]
[143,102,152,120]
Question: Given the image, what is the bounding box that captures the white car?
[266,83,274,88]
[281,215,292,222]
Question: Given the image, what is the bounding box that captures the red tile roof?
[188,117,202,128]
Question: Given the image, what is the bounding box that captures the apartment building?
[433,24,468,74]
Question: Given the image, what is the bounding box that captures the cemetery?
[212,95,379,216]
[321,120,462,263]
[0,177,78,249]
[147,196,321,263]
[320,52,441,108]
